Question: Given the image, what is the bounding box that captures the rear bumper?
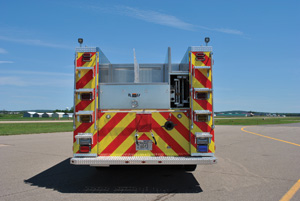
[70,156,217,166]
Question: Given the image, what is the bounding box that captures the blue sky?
[0,0,299,112]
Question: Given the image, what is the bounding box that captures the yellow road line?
[280,179,300,201]
[241,127,300,201]
[241,127,300,147]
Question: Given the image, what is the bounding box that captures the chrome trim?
[70,156,217,165]
[194,88,212,92]
[75,88,94,93]
[194,66,210,69]
[76,67,94,70]
[75,133,93,139]
[75,47,99,52]
[76,111,93,115]
[194,110,212,115]
[195,132,213,138]
[73,153,97,157]
[189,46,212,52]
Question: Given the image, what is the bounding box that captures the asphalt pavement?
[0,124,299,201]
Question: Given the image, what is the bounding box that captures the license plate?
[136,140,152,151]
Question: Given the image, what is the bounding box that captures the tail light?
[195,52,205,61]
[82,53,92,62]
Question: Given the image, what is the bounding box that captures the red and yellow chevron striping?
[96,111,192,157]
[190,51,215,154]
[73,51,99,155]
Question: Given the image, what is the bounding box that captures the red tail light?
[195,52,205,61]
[82,53,92,62]
[79,146,90,153]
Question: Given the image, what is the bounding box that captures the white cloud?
[2,70,73,77]
[114,6,243,35]
[119,6,195,31]
[0,48,8,54]
[0,61,14,64]
[0,76,28,86]
[0,75,73,87]
[0,35,71,49]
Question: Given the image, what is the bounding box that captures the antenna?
[133,48,139,83]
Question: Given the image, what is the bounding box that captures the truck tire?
[184,165,197,171]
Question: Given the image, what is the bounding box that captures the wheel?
[184,165,197,171]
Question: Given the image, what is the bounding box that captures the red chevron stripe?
[91,131,98,150]
[73,122,94,142]
[194,68,212,88]
[100,119,136,155]
[160,113,189,142]
[152,120,189,156]
[75,100,93,112]
[203,54,211,66]
[122,144,137,156]
[98,113,128,142]
[193,121,211,133]
[170,113,197,148]
[195,99,212,111]
[76,70,93,89]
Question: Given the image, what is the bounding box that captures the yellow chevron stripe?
[152,129,178,156]
[192,75,205,88]
[193,99,204,110]
[209,140,215,152]
[99,113,135,153]
[152,112,189,153]
[192,51,211,66]
[110,130,136,156]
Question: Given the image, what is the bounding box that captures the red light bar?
[79,145,90,153]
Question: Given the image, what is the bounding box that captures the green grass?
[215,117,300,125]
[0,122,73,135]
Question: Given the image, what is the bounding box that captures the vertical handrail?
[94,52,98,130]
[210,52,215,129]
[73,53,77,130]
[190,52,194,130]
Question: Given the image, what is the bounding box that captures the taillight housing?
[195,52,205,61]
[82,53,92,62]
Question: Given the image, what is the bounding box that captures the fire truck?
[70,38,217,171]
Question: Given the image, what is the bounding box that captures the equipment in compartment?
[170,74,189,108]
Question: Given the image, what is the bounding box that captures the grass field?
[215,117,300,125]
[0,122,73,135]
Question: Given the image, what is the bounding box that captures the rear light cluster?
[196,138,209,152]
[195,52,206,61]
[82,53,92,62]
[79,138,92,153]
[195,132,212,153]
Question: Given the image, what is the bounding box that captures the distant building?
[42,112,53,118]
[33,113,43,118]
[23,112,36,118]
[52,112,64,118]
[63,113,73,118]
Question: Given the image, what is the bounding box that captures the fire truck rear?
[70,38,217,171]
